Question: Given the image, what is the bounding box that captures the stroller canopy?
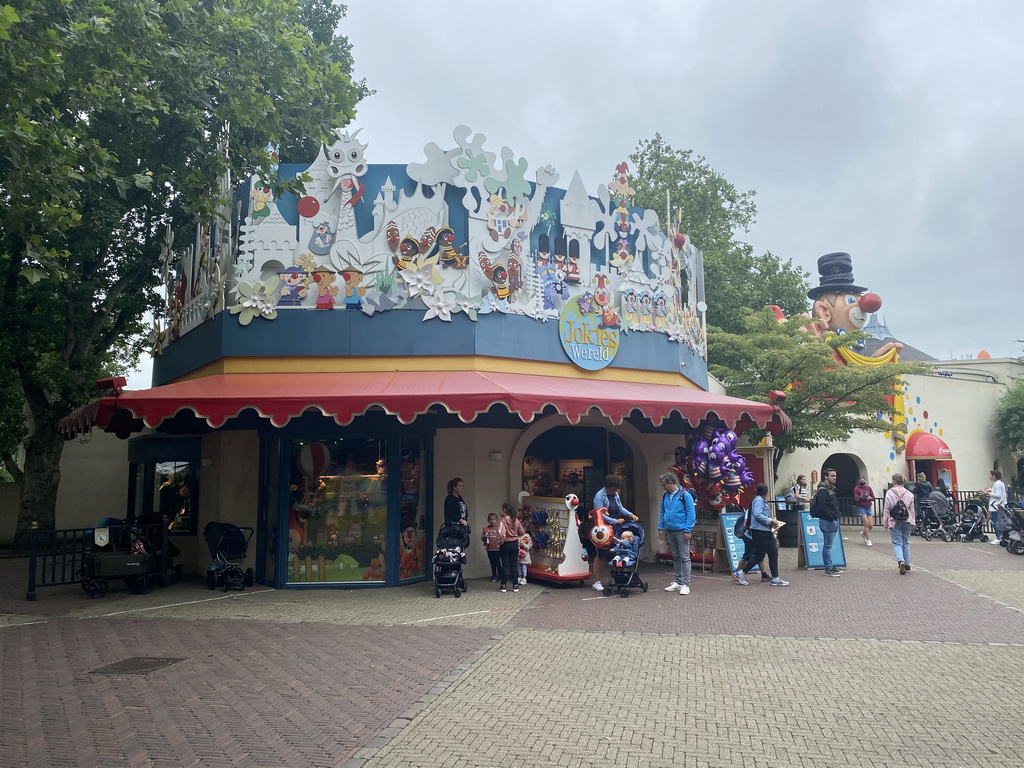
[435,521,470,550]
[204,521,249,562]
[615,520,646,549]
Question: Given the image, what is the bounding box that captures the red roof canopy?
[905,431,953,460]
[60,371,791,439]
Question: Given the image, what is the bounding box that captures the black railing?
[26,520,172,601]
[773,490,998,532]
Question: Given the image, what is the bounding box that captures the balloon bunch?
[671,419,755,512]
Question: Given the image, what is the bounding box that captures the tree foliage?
[992,378,1024,458]
[708,309,930,475]
[0,0,366,543]
[629,134,809,333]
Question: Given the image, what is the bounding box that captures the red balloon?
[673,233,686,248]
[297,195,320,219]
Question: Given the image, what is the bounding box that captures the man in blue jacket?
[658,472,696,595]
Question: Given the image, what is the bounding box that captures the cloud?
[342,0,1023,359]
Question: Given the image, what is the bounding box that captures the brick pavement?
[1,534,1023,768]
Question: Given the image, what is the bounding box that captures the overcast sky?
[342,0,1023,361]
[124,1,1024,388]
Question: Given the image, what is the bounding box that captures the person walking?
[813,468,842,576]
[589,475,636,592]
[497,503,525,593]
[853,477,875,546]
[731,483,789,586]
[883,473,915,574]
[986,470,1007,544]
[657,472,695,595]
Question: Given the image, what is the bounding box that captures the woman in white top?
[986,470,1008,544]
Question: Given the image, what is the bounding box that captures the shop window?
[398,438,428,581]
[127,436,201,536]
[153,461,198,534]
[287,439,387,583]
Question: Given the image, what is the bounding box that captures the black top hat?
[807,252,868,300]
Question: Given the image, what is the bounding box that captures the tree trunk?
[13,415,65,550]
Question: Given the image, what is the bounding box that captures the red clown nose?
[858,292,882,313]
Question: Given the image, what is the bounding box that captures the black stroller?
[432,522,469,598]
[204,522,255,591]
[955,502,989,542]
[998,502,1024,555]
[919,497,957,542]
[603,520,649,598]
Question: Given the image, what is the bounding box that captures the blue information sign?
[719,512,759,573]
[798,512,848,569]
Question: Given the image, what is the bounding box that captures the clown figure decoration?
[806,252,901,357]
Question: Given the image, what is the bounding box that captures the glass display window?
[398,438,427,581]
[127,435,200,536]
[287,438,387,583]
[155,461,198,533]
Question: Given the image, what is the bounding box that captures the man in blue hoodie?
[658,472,696,595]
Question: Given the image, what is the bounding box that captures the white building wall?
[56,431,129,529]
[777,370,1013,494]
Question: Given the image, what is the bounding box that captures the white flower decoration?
[395,264,440,303]
[229,277,279,325]
[423,291,455,322]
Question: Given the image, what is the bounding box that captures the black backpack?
[808,492,821,518]
[890,496,910,521]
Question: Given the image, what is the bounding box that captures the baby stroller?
[604,520,649,598]
[204,522,255,592]
[919,499,957,542]
[998,502,1024,555]
[432,522,469,598]
[955,503,989,542]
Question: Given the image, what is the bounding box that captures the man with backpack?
[811,468,842,577]
[883,473,916,574]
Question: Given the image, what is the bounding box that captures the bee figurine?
[437,227,468,268]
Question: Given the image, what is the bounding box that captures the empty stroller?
[433,522,469,598]
[920,492,957,542]
[604,520,649,598]
[204,522,255,591]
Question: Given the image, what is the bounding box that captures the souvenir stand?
[519,493,589,584]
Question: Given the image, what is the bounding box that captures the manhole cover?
[90,656,186,675]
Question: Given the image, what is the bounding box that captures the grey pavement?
[2,533,1023,767]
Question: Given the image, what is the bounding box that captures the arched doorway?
[821,453,863,499]
[519,425,637,515]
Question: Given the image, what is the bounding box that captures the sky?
[126,0,1024,388]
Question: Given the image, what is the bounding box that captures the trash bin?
[777,509,799,548]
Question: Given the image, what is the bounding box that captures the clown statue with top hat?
[803,252,902,362]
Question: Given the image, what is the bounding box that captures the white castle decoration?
[158,125,707,358]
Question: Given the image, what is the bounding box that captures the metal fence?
[835,490,996,528]
[26,520,172,601]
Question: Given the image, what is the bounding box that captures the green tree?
[629,134,809,332]
[0,0,366,547]
[708,309,930,477]
[992,378,1024,459]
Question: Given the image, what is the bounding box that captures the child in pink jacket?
[481,513,502,582]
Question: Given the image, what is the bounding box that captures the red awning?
[905,431,954,460]
[60,371,791,438]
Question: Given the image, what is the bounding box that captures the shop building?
[60,126,789,587]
